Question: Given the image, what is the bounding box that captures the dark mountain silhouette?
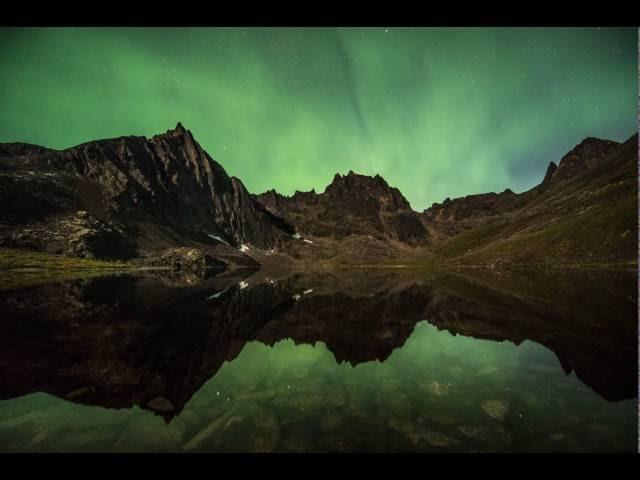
[0,124,636,267]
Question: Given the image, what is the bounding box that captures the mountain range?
[0,123,636,270]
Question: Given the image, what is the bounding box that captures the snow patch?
[292,294,301,301]
[206,287,229,300]
[208,234,231,246]
[239,244,250,252]
[303,289,313,295]
[303,239,313,244]
[239,281,249,290]
[292,233,301,240]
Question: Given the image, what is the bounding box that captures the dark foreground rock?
[144,247,227,275]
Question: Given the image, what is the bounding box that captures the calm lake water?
[0,268,637,452]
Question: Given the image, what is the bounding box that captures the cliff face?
[0,123,293,260]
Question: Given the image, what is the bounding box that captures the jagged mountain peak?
[160,121,189,137]
[572,136,619,150]
[537,136,621,186]
[556,136,620,174]
[327,170,400,193]
[324,171,411,213]
[254,170,428,246]
[0,123,295,259]
[151,122,197,150]
[542,161,558,183]
[331,170,386,184]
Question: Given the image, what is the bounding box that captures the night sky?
[0,27,636,210]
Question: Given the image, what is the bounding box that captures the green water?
[0,269,636,452]
[0,322,635,452]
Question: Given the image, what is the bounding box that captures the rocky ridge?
[255,170,430,246]
[1,125,636,268]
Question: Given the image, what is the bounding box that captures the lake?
[0,267,637,452]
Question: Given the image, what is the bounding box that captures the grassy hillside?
[0,248,132,270]
[0,248,137,289]
[434,196,636,266]
[432,135,637,266]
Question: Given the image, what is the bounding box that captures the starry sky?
[0,27,637,210]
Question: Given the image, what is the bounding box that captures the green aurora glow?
[0,27,636,209]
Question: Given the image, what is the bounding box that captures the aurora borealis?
[0,27,636,210]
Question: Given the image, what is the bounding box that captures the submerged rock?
[417,380,450,397]
[65,386,96,399]
[183,403,279,452]
[387,417,458,449]
[114,415,186,452]
[272,391,328,415]
[423,430,458,448]
[458,425,491,441]
[481,400,508,421]
[146,396,175,414]
[319,412,344,433]
[144,247,227,276]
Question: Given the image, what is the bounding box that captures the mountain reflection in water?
[0,268,636,452]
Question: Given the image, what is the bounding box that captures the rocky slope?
[422,137,624,235]
[427,134,637,265]
[0,123,293,266]
[253,134,637,266]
